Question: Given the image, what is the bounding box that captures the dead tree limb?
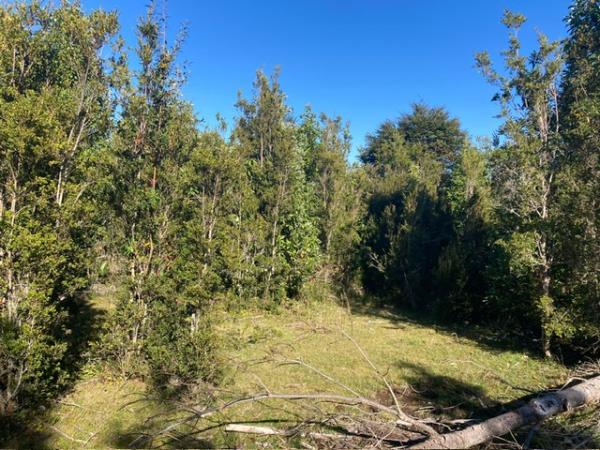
[223,421,422,446]
[224,423,347,440]
[411,375,600,449]
[324,328,438,437]
[155,391,423,440]
[276,355,437,437]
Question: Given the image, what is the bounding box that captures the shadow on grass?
[0,423,55,450]
[103,415,215,449]
[64,290,109,377]
[346,292,543,360]
[394,360,497,420]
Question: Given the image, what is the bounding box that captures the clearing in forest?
[31,297,579,449]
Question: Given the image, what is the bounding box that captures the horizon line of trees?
[0,0,598,435]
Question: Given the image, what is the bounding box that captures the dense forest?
[0,0,599,448]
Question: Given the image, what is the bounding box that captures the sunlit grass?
[38,295,575,448]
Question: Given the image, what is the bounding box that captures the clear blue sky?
[84,0,571,157]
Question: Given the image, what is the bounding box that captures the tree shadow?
[0,424,55,450]
[347,292,543,359]
[103,415,215,449]
[395,360,497,420]
[63,288,109,377]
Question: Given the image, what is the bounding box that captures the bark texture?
[411,375,600,449]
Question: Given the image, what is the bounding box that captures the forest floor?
[14,287,599,449]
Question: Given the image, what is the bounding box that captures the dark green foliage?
[359,5,599,358]
[433,147,493,320]
[143,296,221,391]
[298,108,363,283]
[553,0,600,353]
[397,104,467,168]
[99,4,223,390]
[0,1,118,419]
[360,103,466,170]
[359,108,458,310]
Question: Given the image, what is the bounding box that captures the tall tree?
[102,4,210,379]
[397,103,467,169]
[434,145,493,320]
[476,10,564,356]
[360,120,451,309]
[298,108,361,280]
[0,1,118,417]
[235,70,320,300]
[554,0,600,349]
[360,103,466,170]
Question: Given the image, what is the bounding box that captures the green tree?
[360,103,466,170]
[360,123,451,309]
[553,0,600,350]
[476,10,564,356]
[434,146,493,320]
[235,70,320,301]
[0,1,118,417]
[102,5,220,388]
[298,108,361,282]
[397,103,467,169]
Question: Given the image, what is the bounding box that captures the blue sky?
[84,0,571,157]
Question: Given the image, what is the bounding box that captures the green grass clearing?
[18,296,597,449]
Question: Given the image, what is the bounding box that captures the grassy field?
[17,292,598,449]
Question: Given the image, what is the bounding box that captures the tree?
[103,3,184,365]
[360,104,466,170]
[298,108,361,281]
[476,10,564,356]
[235,70,320,301]
[397,103,467,169]
[0,1,118,417]
[434,146,493,320]
[359,106,465,310]
[102,4,220,389]
[360,124,450,309]
[553,0,600,351]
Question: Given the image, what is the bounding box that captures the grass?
[210,299,571,444]
[42,377,156,448]
[24,291,586,449]
[222,298,566,405]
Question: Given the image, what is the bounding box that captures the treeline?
[0,1,362,422]
[360,5,600,359]
[0,0,598,431]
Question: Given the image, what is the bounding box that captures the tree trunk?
[411,375,600,449]
[539,232,553,358]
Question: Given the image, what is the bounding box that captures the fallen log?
[411,375,600,449]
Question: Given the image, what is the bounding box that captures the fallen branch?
[224,423,287,435]
[336,416,424,443]
[276,355,437,437]
[155,390,419,440]
[190,392,399,418]
[411,375,600,449]
[224,423,347,440]
[340,329,433,436]
[224,421,423,447]
[152,328,440,445]
[49,426,91,445]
